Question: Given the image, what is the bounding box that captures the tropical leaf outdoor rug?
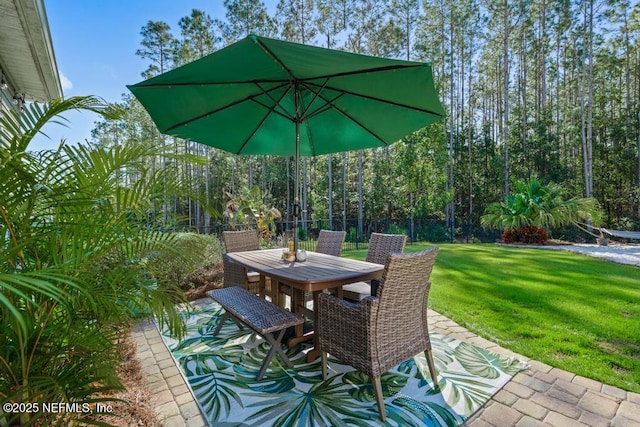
[159,301,527,426]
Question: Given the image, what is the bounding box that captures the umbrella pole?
[293,119,300,253]
[293,82,302,255]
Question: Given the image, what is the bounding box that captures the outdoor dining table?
[225,248,384,362]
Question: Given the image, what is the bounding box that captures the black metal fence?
[197,217,593,250]
[200,218,505,249]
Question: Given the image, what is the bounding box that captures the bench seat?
[207,287,303,380]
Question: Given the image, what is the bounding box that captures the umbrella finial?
[248,34,259,43]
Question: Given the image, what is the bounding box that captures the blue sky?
[32,0,277,151]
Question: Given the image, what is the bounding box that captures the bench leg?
[213,312,244,336]
[256,329,293,381]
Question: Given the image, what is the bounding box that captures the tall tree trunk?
[204,147,211,233]
[584,0,594,198]
[446,11,455,235]
[410,191,414,242]
[503,0,510,199]
[540,0,547,111]
[303,158,308,233]
[286,157,291,230]
[328,154,333,229]
[261,156,266,193]
[194,143,201,232]
[622,7,632,184]
[357,150,363,238]
[342,152,347,231]
[520,29,528,165]
[466,36,473,240]
[186,140,192,229]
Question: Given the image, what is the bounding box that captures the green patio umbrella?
[128,34,445,250]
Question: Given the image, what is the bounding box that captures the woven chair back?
[315,230,346,257]
[366,233,407,265]
[223,230,260,253]
[374,247,439,355]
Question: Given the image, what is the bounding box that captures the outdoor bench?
[206,286,303,380]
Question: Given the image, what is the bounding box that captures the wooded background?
[89,0,640,239]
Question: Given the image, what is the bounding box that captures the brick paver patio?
[132,303,640,426]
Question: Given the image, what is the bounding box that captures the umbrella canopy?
[128,34,445,248]
[128,34,444,156]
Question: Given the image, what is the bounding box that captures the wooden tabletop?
[226,248,384,292]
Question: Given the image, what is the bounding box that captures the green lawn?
[342,243,640,393]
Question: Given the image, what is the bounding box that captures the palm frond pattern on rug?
[160,302,527,426]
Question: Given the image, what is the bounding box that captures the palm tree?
[1,97,191,425]
[480,177,602,231]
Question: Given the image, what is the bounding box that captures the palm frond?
[481,177,603,231]
[2,96,122,153]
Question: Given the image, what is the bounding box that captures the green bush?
[298,226,308,241]
[147,233,224,289]
[387,223,407,236]
[417,223,452,242]
[1,97,192,425]
[346,227,359,242]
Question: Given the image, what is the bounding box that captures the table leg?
[306,290,322,362]
[287,288,313,348]
[271,280,281,307]
[259,275,266,299]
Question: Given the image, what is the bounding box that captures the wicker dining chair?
[317,247,439,422]
[222,230,262,295]
[342,232,407,301]
[315,230,346,256]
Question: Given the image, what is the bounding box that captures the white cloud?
[60,72,73,91]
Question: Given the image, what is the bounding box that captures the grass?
[342,243,640,393]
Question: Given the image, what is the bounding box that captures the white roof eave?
[0,0,63,102]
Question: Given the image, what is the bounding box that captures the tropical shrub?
[481,177,603,238]
[224,186,282,245]
[0,97,200,425]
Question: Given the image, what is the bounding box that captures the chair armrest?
[223,254,247,287]
[317,293,377,358]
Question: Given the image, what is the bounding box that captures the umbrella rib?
[131,65,429,89]
[132,79,289,88]
[254,82,295,121]
[251,98,293,122]
[305,81,444,117]
[236,85,295,153]
[299,79,330,119]
[304,103,339,121]
[302,92,345,121]
[286,63,429,82]
[296,63,428,82]
[312,91,390,146]
[163,82,292,133]
[235,106,277,155]
[254,38,298,86]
